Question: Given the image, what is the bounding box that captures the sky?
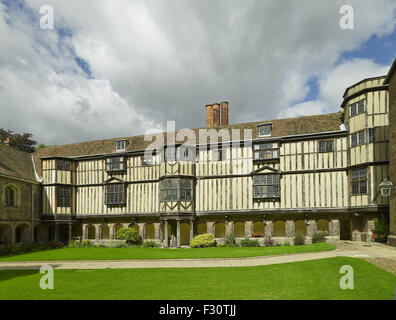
[0,0,395,146]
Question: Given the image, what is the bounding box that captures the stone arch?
[197,223,207,235]
[215,222,225,238]
[15,224,30,243]
[113,224,123,239]
[253,221,265,234]
[86,225,96,240]
[3,184,19,208]
[294,220,307,236]
[146,224,155,240]
[128,223,139,234]
[180,223,190,245]
[317,219,329,233]
[0,223,11,244]
[273,221,286,237]
[101,225,110,240]
[233,221,245,238]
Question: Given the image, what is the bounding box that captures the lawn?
[0,243,335,261]
[0,257,394,300]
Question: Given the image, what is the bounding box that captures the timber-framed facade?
[2,59,395,247]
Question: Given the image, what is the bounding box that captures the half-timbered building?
[2,59,395,247]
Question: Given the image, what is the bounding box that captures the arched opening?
[114,224,123,239]
[317,219,329,233]
[273,221,286,237]
[180,223,190,245]
[0,224,11,244]
[4,185,18,208]
[295,220,307,236]
[15,224,29,243]
[233,222,245,238]
[197,223,207,235]
[253,221,265,234]
[48,225,56,241]
[146,224,155,240]
[215,222,225,238]
[58,224,69,242]
[101,225,110,240]
[128,223,139,234]
[87,225,96,240]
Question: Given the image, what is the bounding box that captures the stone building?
[384,58,396,246]
[2,59,395,247]
[0,142,40,244]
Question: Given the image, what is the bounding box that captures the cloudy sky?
[0,0,395,146]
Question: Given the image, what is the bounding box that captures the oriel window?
[56,186,72,208]
[105,184,125,205]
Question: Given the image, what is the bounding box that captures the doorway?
[340,219,352,240]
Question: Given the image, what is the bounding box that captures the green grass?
[0,257,394,300]
[0,243,335,261]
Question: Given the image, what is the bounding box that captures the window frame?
[57,159,71,171]
[349,99,366,117]
[253,174,280,199]
[318,140,334,153]
[160,178,193,202]
[105,183,126,206]
[4,186,17,208]
[56,186,72,208]
[116,140,128,152]
[350,167,368,195]
[350,130,366,147]
[253,142,279,161]
[258,124,272,137]
[105,156,126,172]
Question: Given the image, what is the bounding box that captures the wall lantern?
[304,214,310,226]
[379,179,394,197]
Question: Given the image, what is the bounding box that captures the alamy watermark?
[339,265,354,290]
[339,5,354,30]
[39,5,54,30]
[40,265,54,290]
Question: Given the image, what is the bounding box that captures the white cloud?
[0,0,395,145]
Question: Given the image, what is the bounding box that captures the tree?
[0,129,37,153]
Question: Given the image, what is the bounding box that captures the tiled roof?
[33,112,343,175]
[0,143,36,182]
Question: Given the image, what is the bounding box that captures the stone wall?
[388,72,396,246]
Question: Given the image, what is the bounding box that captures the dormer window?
[116,140,128,152]
[258,124,272,137]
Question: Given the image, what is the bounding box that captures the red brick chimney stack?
[206,102,229,128]
[220,101,229,126]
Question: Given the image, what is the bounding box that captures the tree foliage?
[0,128,37,153]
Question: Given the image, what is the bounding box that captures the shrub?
[225,234,237,247]
[263,236,274,247]
[312,231,327,244]
[294,233,305,246]
[240,238,260,247]
[142,240,160,248]
[190,233,216,248]
[372,215,390,243]
[116,227,140,245]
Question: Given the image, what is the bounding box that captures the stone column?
[176,220,181,248]
[82,224,87,240]
[95,224,100,241]
[245,221,253,237]
[10,224,16,244]
[207,222,215,236]
[330,219,340,238]
[190,220,194,242]
[108,224,115,240]
[138,223,146,240]
[164,220,169,248]
[226,221,233,237]
[265,221,273,237]
[307,220,317,237]
[154,223,161,240]
[285,220,295,237]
